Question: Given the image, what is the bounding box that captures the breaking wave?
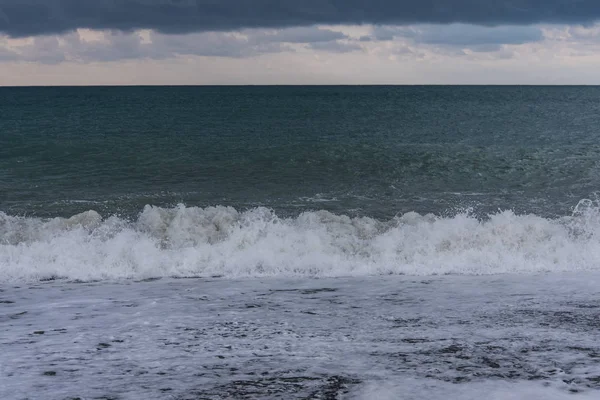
[2,200,600,282]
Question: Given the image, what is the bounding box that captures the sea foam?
[1,200,600,282]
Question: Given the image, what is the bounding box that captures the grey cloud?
[566,25,600,42]
[0,26,351,63]
[308,40,362,53]
[148,31,293,58]
[0,46,17,61]
[0,35,67,63]
[372,27,396,41]
[467,44,503,53]
[147,27,348,59]
[24,36,67,63]
[1,1,600,37]
[261,27,347,43]
[414,25,543,46]
[370,24,544,50]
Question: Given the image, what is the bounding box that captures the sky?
[1,1,600,85]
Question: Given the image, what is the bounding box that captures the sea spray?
[2,201,600,282]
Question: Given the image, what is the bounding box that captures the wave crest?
[1,202,600,282]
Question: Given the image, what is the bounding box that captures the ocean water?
[2,85,600,281]
[2,86,600,399]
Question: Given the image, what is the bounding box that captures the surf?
[1,199,600,283]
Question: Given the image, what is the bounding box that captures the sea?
[1,86,600,399]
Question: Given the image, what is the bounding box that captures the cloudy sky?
[1,0,600,85]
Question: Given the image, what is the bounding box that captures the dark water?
[2,86,600,219]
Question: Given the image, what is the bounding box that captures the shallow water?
[2,273,600,399]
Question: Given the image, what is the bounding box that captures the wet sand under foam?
[2,272,600,399]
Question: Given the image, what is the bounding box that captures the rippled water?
[2,86,600,219]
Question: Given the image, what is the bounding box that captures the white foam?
[352,378,598,400]
[2,200,600,282]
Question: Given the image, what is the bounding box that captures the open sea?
[2,86,600,399]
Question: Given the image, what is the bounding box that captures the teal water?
[2,85,600,219]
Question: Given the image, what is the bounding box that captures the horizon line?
[2,83,600,88]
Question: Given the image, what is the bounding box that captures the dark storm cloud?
[0,0,599,37]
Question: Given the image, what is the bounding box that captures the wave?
[1,200,600,282]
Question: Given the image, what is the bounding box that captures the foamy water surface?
[2,200,600,283]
